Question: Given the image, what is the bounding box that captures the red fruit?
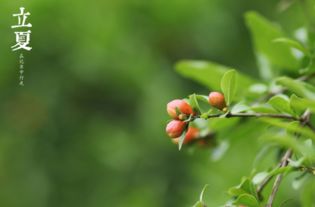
[208,92,226,110]
[166,120,186,138]
[167,99,193,119]
[185,127,199,142]
[171,126,199,144]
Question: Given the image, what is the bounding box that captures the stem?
[265,110,311,207]
[198,112,298,121]
[197,110,315,132]
[194,109,313,205]
[265,149,293,207]
[266,175,283,207]
[298,72,315,82]
[226,113,297,120]
[256,149,292,201]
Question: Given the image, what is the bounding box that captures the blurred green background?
[0,0,311,207]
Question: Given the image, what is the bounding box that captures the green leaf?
[260,118,315,141]
[273,37,309,55]
[175,60,254,91]
[292,175,307,190]
[253,144,273,168]
[192,201,206,207]
[260,132,315,159]
[290,94,315,114]
[199,184,209,202]
[268,94,294,115]
[211,141,229,161]
[233,194,259,207]
[231,103,250,113]
[209,117,240,131]
[220,70,237,106]
[269,166,293,177]
[195,95,209,104]
[301,179,315,206]
[192,185,209,207]
[178,127,188,151]
[260,132,300,153]
[189,94,202,114]
[251,104,278,114]
[276,77,315,100]
[290,94,306,115]
[245,11,299,79]
[194,94,212,114]
[228,177,257,198]
[252,172,269,185]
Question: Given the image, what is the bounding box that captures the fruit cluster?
[165,92,226,145]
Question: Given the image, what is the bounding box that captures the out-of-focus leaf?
[292,174,308,190]
[249,83,268,94]
[209,117,240,131]
[251,104,278,113]
[301,179,315,206]
[269,166,293,176]
[253,144,273,168]
[211,141,229,161]
[290,94,315,113]
[228,177,257,198]
[221,70,236,106]
[175,60,254,91]
[273,37,309,55]
[233,194,259,207]
[276,77,315,100]
[231,103,250,113]
[260,132,315,159]
[290,94,306,115]
[268,94,294,115]
[260,118,315,141]
[288,157,305,168]
[192,201,206,207]
[252,172,269,185]
[245,11,299,79]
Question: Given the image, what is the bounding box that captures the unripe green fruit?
[208,92,226,110]
[167,99,193,120]
[166,120,186,138]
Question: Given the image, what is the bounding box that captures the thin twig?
[256,148,293,202]
[226,113,297,120]
[265,110,311,207]
[196,112,299,121]
[196,110,315,133]
[265,149,293,207]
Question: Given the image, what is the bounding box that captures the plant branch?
[265,149,293,207]
[195,110,315,132]
[256,149,292,202]
[196,112,299,121]
[265,110,311,207]
[193,108,313,205]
